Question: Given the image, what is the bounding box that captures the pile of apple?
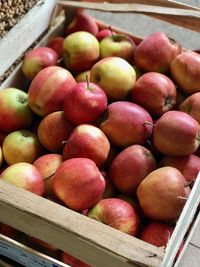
[1,9,200,266]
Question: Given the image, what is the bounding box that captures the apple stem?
[109,26,114,39]
[86,74,90,90]
[177,196,188,201]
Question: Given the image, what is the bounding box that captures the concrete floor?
[87,0,200,50]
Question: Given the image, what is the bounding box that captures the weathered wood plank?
[0,180,164,267]
[176,244,200,267]
[0,0,57,78]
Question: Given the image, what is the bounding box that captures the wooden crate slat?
[0,0,57,78]
[0,180,164,267]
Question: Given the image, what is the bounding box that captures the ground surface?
[87,0,200,50]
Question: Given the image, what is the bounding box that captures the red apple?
[160,154,200,184]
[100,33,135,63]
[52,158,105,211]
[134,32,182,73]
[33,153,64,196]
[99,101,153,148]
[131,72,177,116]
[63,31,100,72]
[2,130,43,165]
[66,10,98,36]
[179,92,200,124]
[110,144,157,194]
[0,162,45,195]
[87,198,140,236]
[139,221,174,247]
[28,66,76,116]
[90,57,136,100]
[136,166,190,220]
[63,80,107,125]
[61,251,91,267]
[0,88,33,133]
[22,47,59,80]
[0,223,19,239]
[47,36,64,57]
[170,51,200,95]
[37,111,74,152]
[153,110,200,156]
[63,124,110,168]
[96,28,113,41]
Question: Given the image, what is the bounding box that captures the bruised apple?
[153,110,200,156]
[137,166,190,220]
[110,145,157,194]
[99,101,153,148]
[28,66,76,116]
[87,198,140,236]
[52,158,105,211]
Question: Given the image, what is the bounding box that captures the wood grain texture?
[58,0,200,32]
[0,0,57,78]
[0,180,164,267]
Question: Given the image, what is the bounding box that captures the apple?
[0,223,19,239]
[0,146,3,167]
[131,72,177,116]
[52,158,105,211]
[63,31,100,72]
[0,88,33,133]
[28,66,76,116]
[136,166,190,220]
[100,170,117,199]
[99,33,135,63]
[90,57,136,100]
[37,111,74,152]
[170,51,200,95]
[179,92,200,124]
[134,32,182,73]
[96,28,113,41]
[99,101,153,148]
[87,198,140,236]
[66,10,98,36]
[153,110,200,156]
[63,80,107,125]
[109,144,157,194]
[33,153,64,196]
[63,124,110,168]
[27,236,59,258]
[139,221,174,247]
[75,70,90,82]
[61,251,91,267]
[22,47,59,80]
[2,130,43,165]
[0,162,45,195]
[160,154,200,184]
[47,36,64,57]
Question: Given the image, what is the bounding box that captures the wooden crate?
[0,1,200,266]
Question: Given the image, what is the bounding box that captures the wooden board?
[0,0,57,78]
